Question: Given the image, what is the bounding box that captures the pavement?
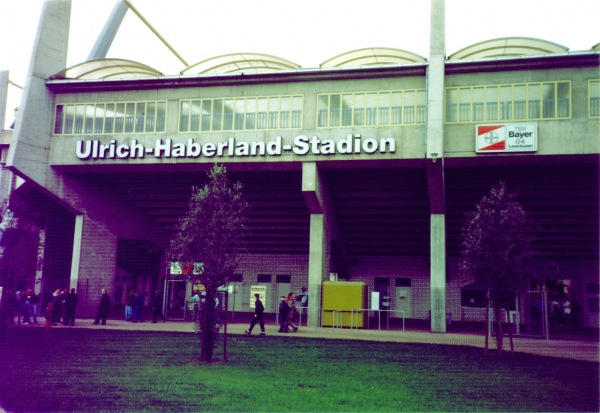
[25,318,599,363]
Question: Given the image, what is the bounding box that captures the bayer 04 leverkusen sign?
[476,123,537,153]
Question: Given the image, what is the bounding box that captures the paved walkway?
[33,319,599,363]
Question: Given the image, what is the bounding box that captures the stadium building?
[2,0,598,332]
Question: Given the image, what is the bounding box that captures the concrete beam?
[88,1,129,60]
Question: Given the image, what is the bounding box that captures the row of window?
[54,101,166,135]
[317,90,427,127]
[445,81,571,123]
[52,80,600,135]
[179,96,303,132]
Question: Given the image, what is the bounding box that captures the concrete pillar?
[69,215,83,290]
[430,214,446,332]
[0,70,7,130]
[427,0,447,333]
[77,216,117,318]
[8,0,71,185]
[302,162,329,328]
[88,1,129,60]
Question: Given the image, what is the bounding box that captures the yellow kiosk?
[321,281,368,328]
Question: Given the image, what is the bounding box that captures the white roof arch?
[51,58,163,79]
[448,37,569,60]
[320,47,427,68]
[181,53,301,75]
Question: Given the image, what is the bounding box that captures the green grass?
[0,328,597,412]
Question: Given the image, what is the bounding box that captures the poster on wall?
[250,285,267,308]
[476,123,537,153]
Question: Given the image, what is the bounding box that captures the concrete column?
[8,0,71,185]
[430,214,446,332]
[77,216,117,318]
[88,1,129,60]
[0,70,7,130]
[302,162,330,328]
[69,215,83,290]
[427,0,447,333]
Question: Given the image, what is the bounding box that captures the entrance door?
[395,287,412,318]
[374,278,390,312]
[165,280,187,320]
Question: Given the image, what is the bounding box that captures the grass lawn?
[0,327,597,412]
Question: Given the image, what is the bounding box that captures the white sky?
[1,0,599,129]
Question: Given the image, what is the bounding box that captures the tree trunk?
[484,295,490,355]
[496,303,503,355]
[199,290,216,363]
[508,310,515,354]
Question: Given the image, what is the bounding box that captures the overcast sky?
[1,0,599,128]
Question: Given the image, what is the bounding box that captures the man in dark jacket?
[63,288,78,326]
[93,289,110,325]
[277,296,289,333]
[245,293,266,335]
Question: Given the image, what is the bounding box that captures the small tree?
[167,165,248,363]
[460,182,536,354]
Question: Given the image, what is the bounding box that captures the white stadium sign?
[476,124,537,153]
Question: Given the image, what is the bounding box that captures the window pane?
[500,86,512,120]
[542,83,556,118]
[391,92,402,124]
[156,102,166,131]
[446,89,457,122]
[235,100,245,130]
[341,94,353,126]
[104,104,115,133]
[54,105,64,134]
[135,102,146,132]
[245,99,256,130]
[145,102,156,132]
[527,84,541,118]
[257,98,268,129]
[94,104,104,133]
[74,105,85,134]
[459,88,471,122]
[557,82,570,117]
[201,100,212,131]
[223,99,234,130]
[292,96,302,128]
[179,101,190,132]
[472,87,485,121]
[125,103,135,132]
[485,86,498,120]
[330,94,341,127]
[513,85,526,119]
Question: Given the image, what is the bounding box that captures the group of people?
[1,288,79,328]
[245,289,307,335]
[93,288,165,325]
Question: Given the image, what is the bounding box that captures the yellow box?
[321,281,367,328]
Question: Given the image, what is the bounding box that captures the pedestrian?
[132,290,144,323]
[63,288,78,326]
[93,288,111,325]
[22,295,32,325]
[151,290,166,323]
[27,289,39,325]
[245,293,266,335]
[124,289,135,321]
[51,289,63,325]
[278,296,289,333]
[285,292,299,332]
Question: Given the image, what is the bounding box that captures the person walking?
[132,290,144,323]
[124,289,135,321]
[93,289,111,325]
[245,293,266,335]
[278,296,290,333]
[63,288,78,326]
[151,291,166,323]
[285,292,299,332]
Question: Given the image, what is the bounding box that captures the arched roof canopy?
[182,53,301,75]
[51,58,163,79]
[592,43,600,52]
[320,47,427,68]
[448,37,569,60]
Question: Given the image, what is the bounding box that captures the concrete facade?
[4,0,599,331]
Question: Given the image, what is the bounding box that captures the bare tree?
[167,165,248,363]
[460,182,536,354]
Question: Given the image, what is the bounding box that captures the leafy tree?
[460,182,536,354]
[167,165,248,363]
